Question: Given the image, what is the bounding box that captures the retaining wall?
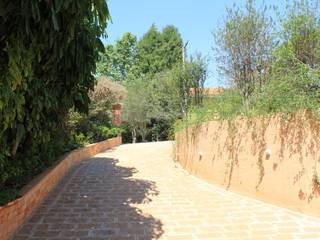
[176,111,320,217]
[0,136,121,240]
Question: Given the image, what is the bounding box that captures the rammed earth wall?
[175,111,320,217]
[0,136,122,240]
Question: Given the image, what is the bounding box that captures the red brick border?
[0,136,121,240]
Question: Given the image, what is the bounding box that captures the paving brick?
[13,142,320,239]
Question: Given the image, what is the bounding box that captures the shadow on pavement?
[14,157,163,240]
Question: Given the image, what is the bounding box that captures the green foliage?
[96,33,138,81]
[174,90,243,132]
[281,0,320,67]
[96,25,183,84]
[249,0,320,115]
[122,77,155,142]
[214,0,275,103]
[96,45,119,80]
[151,53,208,120]
[117,25,188,142]
[70,110,123,144]
[177,0,320,134]
[0,0,110,204]
[68,76,125,145]
[0,188,20,206]
[250,44,320,115]
[71,121,123,146]
[147,120,171,141]
[187,54,208,106]
[89,76,126,114]
[136,25,183,75]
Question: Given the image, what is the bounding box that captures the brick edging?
[0,136,122,240]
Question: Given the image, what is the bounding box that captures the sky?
[103,0,285,87]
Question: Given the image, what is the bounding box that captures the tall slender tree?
[214,0,275,106]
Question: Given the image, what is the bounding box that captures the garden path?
[14,141,320,240]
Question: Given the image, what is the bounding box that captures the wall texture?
[176,111,320,217]
[0,136,121,240]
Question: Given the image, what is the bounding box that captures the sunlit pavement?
[14,141,320,240]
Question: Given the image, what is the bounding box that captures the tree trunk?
[132,129,137,143]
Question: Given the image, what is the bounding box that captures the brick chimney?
[112,103,122,126]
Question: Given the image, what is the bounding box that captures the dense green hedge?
[0,1,110,205]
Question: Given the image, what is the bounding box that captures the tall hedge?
[0,0,110,195]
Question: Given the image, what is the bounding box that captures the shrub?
[174,89,243,132]
[0,1,110,205]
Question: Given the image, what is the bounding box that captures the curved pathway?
[14,141,320,240]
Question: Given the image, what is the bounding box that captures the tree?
[122,74,181,143]
[96,33,138,82]
[0,0,110,193]
[96,44,119,80]
[122,77,157,142]
[161,26,184,69]
[161,54,208,118]
[173,65,192,117]
[188,53,208,106]
[136,24,163,75]
[99,25,185,142]
[97,24,183,82]
[89,76,127,114]
[136,24,183,76]
[250,0,320,114]
[214,0,275,106]
[281,0,320,68]
[114,33,138,80]
[68,76,125,145]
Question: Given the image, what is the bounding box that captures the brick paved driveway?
[14,141,320,240]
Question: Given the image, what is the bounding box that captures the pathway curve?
[14,141,320,240]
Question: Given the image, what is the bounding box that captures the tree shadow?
[14,157,163,240]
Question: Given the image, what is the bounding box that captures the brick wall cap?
[0,197,22,209]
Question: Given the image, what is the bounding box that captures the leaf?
[51,6,59,31]
[96,39,105,52]
[54,0,64,12]
[16,124,25,142]
[30,0,40,21]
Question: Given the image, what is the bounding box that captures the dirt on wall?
[175,110,320,217]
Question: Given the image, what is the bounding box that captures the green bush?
[91,124,124,142]
[0,1,109,205]
[68,110,123,145]
[249,44,320,115]
[175,60,320,133]
[1,128,76,205]
[174,90,243,132]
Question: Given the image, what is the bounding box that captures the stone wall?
[175,111,320,217]
[0,136,122,240]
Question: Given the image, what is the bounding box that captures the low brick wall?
[176,111,320,217]
[0,136,121,240]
